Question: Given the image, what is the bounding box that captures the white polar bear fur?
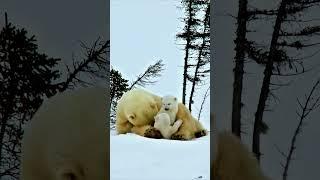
[212,114,269,180]
[154,113,182,139]
[116,88,207,140]
[157,95,179,125]
[21,87,108,180]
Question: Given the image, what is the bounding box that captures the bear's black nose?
[165,108,169,111]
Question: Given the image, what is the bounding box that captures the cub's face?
[161,95,178,112]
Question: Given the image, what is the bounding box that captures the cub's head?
[161,95,178,112]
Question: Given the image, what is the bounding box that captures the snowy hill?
[110,130,210,180]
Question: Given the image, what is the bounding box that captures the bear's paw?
[171,134,188,141]
[195,130,207,138]
[144,127,163,139]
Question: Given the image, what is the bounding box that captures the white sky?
[111,0,210,129]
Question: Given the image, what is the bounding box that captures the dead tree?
[197,86,210,121]
[188,2,210,112]
[252,0,290,162]
[243,0,320,162]
[177,0,210,105]
[178,0,194,105]
[231,0,248,139]
[129,60,164,90]
[280,79,320,180]
[57,39,109,93]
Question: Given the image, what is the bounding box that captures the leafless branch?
[58,38,109,92]
[282,79,320,180]
[129,60,165,90]
[197,86,210,121]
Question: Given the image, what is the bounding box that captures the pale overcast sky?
[213,1,320,179]
[111,0,211,130]
[0,0,109,87]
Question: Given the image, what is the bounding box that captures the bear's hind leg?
[195,130,207,138]
[194,119,207,138]
[171,129,193,140]
[170,121,194,140]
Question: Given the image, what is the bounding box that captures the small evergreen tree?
[110,68,129,129]
[0,13,61,179]
[0,13,109,179]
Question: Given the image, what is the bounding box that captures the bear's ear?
[127,113,136,120]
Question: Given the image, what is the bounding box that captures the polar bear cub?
[154,95,182,139]
[158,95,179,124]
[154,113,182,139]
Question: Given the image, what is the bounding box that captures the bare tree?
[177,0,210,105]
[252,0,290,162]
[231,0,248,139]
[280,79,320,180]
[197,86,210,121]
[178,0,195,105]
[57,39,109,92]
[243,0,320,162]
[188,3,210,112]
[129,60,165,90]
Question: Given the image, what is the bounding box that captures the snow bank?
[110,130,210,180]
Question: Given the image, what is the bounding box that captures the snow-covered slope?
[110,130,210,180]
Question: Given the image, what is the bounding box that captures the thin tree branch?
[282,79,320,180]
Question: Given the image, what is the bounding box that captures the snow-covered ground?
[110,130,210,180]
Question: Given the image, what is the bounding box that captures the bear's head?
[160,95,178,113]
[125,100,160,125]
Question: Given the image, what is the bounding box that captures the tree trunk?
[182,0,193,105]
[0,115,9,172]
[188,5,210,112]
[252,0,289,162]
[0,12,9,170]
[231,0,248,139]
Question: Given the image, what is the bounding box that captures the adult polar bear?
[213,132,270,180]
[116,88,207,140]
[21,87,108,180]
[212,114,270,180]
